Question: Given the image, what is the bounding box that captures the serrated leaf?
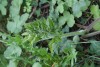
[4,44,22,59]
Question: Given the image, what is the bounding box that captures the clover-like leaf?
[59,11,75,27]
[56,1,64,13]
[72,0,90,18]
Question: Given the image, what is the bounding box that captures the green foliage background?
[0,0,100,67]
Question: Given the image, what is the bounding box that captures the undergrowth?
[0,0,100,67]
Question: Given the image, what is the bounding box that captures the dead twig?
[85,18,100,32]
[81,31,100,38]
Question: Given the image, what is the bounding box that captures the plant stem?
[38,30,86,42]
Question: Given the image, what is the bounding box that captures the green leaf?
[72,3,82,18]
[7,13,29,33]
[93,21,100,30]
[52,0,57,5]
[0,0,7,15]
[56,1,64,13]
[83,61,89,67]
[90,5,100,19]
[7,20,22,33]
[20,13,29,24]
[65,0,73,7]
[89,40,100,56]
[7,60,17,67]
[0,4,6,15]
[0,55,8,67]
[58,16,67,27]
[67,14,75,27]
[73,35,80,44]
[72,0,90,18]
[32,62,42,67]
[10,6,20,18]
[4,44,22,59]
[35,9,41,17]
[59,11,75,27]
[11,0,23,7]
[90,62,95,67]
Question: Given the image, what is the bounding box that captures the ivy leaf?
[90,5,100,19]
[89,40,100,56]
[4,44,22,59]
